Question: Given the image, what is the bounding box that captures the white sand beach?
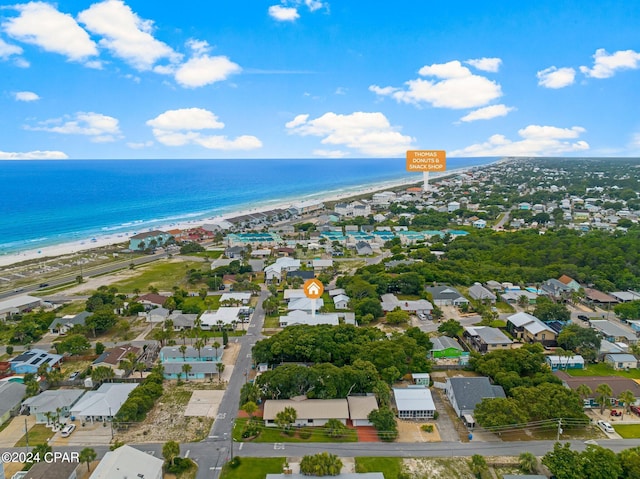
[0,165,482,268]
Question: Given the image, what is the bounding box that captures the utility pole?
[557,418,563,441]
[25,417,29,450]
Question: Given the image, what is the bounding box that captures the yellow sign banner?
[406,150,447,172]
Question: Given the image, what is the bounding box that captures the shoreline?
[0,160,503,268]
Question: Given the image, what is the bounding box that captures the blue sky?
[1,0,639,159]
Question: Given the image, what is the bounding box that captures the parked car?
[577,314,590,322]
[610,409,623,417]
[597,420,615,433]
[630,405,640,416]
[69,371,80,380]
[60,424,76,437]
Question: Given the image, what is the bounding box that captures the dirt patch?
[63,268,140,295]
[222,342,240,366]
[396,420,441,442]
[114,381,221,443]
[404,457,474,479]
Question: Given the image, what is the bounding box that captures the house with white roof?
[220,292,252,305]
[506,312,557,347]
[393,386,436,420]
[279,310,339,327]
[70,383,138,423]
[263,398,349,427]
[333,294,350,310]
[0,295,43,319]
[288,297,325,312]
[546,355,585,371]
[89,444,163,479]
[372,191,397,206]
[380,294,433,315]
[264,257,301,283]
[347,395,379,426]
[199,307,242,330]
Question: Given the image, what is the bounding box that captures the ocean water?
[0,157,497,255]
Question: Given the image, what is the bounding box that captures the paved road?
[5,438,640,472]
[192,288,269,479]
[0,252,169,300]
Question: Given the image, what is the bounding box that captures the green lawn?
[355,457,403,479]
[193,250,223,259]
[109,260,205,292]
[220,457,285,479]
[233,418,358,443]
[614,424,640,438]
[565,363,640,379]
[14,424,54,447]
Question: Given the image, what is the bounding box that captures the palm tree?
[79,447,97,473]
[182,363,192,381]
[619,390,636,417]
[595,383,613,414]
[576,384,592,407]
[179,344,187,361]
[212,341,221,360]
[469,454,488,478]
[194,338,205,359]
[518,451,537,473]
[216,362,225,382]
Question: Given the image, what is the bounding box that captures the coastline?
[0,160,501,268]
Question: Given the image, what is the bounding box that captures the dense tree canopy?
[469,343,560,394]
[252,325,431,377]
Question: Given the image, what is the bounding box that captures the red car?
[610,409,623,417]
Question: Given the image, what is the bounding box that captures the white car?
[597,420,615,433]
[60,424,76,437]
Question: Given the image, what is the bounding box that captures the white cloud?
[450,124,589,157]
[3,2,98,62]
[127,140,154,149]
[269,0,327,21]
[14,91,40,101]
[0,37,23,58]
[174,55,241,88]
[25,112,122,142]
[78,0,180,71]
[335,86,347,95]
[459,104,515,122]
[0,149,68,159]
[580,48,640,79]
[630,132,640,150]
[465,57,502,72]
[313,149,348,158]
[371,60,502,109]
[537,66,576,89]
[305,0,326,11]
[147,108,225,130]
[268,5,300,21]
[285,111,414,156]
[194,135,263,150]
[146,107,262,150]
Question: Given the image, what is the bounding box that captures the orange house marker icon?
[303,279,324,299]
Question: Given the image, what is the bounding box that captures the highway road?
[0,251,169,300]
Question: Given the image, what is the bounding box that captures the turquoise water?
[0,157,498,256]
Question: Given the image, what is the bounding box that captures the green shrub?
[228,457,241,469]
